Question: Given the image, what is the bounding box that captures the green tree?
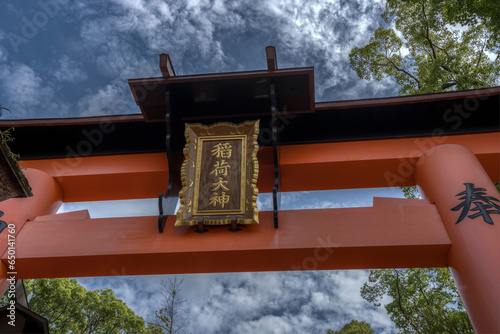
[349,0,499,96]
[437,0,500,43]
[349,0,500,201]
[348,3,500,331]
[23,278,85,332]
[1,278,149,334]
[327,319,374,334]
[147,277,190,334]
[76,288,148,334]
[400,185,420,199]
[361,269,473,333]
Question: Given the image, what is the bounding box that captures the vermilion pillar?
[416,144,500,333]
[0,169,63,296]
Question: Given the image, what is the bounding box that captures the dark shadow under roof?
[1,86,498,160]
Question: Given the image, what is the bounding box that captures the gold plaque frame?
[175,120,259,226]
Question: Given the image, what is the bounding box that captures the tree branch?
[394,270,421,333]
[420,1,437,60]
[475,38,486,68]
[441,82,457,90]
[382,55,421,89]
[415,272,461,334]
[434,43,450,57]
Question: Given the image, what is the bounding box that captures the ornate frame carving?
[175,120,260,226]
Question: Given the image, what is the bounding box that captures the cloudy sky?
[0,0,399,119]
[1,0,406,332]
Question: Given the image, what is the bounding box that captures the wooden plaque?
[175,120,259,226]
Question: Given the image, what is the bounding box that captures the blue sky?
[0,0,399,119]
[0,0,407,332]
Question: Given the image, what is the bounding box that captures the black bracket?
[227,215,242,233]
[158,89,182,233]
[270,82,281,228]
[195,217,208,234]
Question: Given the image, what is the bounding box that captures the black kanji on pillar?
[451,183,500,225]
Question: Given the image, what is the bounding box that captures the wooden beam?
[316,86,500,110]
[159,53,175,78]
[0,114,145,127]
[129,67,313,85]
[265,46,278,70]
[3,200,451,278]
[18,132,500,202]
[20,153,169,202]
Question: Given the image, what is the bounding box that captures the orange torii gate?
[0,48,499,332]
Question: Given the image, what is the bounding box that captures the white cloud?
[88,271,397,334]
[76,82,133,116]
[111,0,147,12]
[0,47,7,63]
[485,50,497,62]
[0,0,398,119]
[0,0,399,118]
[77,0,233,76]
[233,315,293,334]
[311,291,332,309]
[247,0,386,97]
[0,30,8,63]
[0,62,61,118]
[73,0,390,98]
[53,55,88,82]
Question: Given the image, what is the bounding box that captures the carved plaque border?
[175,120,259,226]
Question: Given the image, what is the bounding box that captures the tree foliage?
[361,268,473,333]
[1,278,149,334]
[400,185,420,199]
[351,0,500,204]
[437,0,500,42]
[147,277,190,334]
[349,0,499,96]
[327,320,374,334]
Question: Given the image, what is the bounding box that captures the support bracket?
[158,89,182,232]
[270,82,281,228]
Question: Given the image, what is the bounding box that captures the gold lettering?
[209,191,230,208]
[210,160,231,177]
[211,142,232,159]
[211,176,230,192]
